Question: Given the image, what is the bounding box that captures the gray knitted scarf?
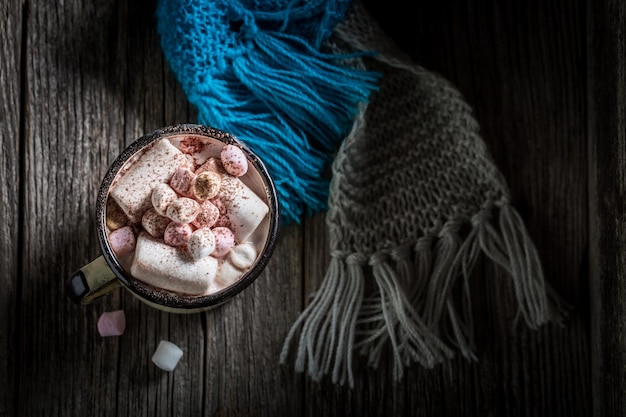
[281,2,567,388]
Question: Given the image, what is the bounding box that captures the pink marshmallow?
[97,310,126,337]
[169,167,196,197]
[163,222,193,247]
[220,145,248,177]
[211,226,235,257]
[108,226,136,256]
[191,200,220,229]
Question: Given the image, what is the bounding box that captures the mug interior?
[96,124,279,311]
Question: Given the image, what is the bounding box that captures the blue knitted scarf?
[156,0,380,223]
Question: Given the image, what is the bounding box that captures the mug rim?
[96,124,280,311]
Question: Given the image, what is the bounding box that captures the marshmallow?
[215,261,243,287]
[141,208,171,238]
[211,226,235,257]
[131,232,218,295]
[217,176,269,242]
[229,242,258,269]
[106,197,128,230]
[220,144,248,177]
[169,167,196,197]
[193,171,221,201]
[191,200,220,229]
[163,222,193,247]
[166,198,201,223]
[195,157,225,175]
[108,226,136,256]
[188,228,216,260]
[152,340,183,371]
[97,310,126,337]
[151,183,178,216]
[214,243,258,287]
[110,139,191,223]
[169,136,213,166]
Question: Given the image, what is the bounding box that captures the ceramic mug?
[66,124,280,313]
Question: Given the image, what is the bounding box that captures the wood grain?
[359,0,591,415]
[588,0,626,415]
[0,2,22,417]
[18,1,127,416]
[1,0,613,415]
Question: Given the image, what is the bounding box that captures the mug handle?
[66,256,122,304]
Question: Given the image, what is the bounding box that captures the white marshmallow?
[151,183,178,216]
[214,243,258,287]
[152,340,183,371]
[215,261,244,287]
[217,176,269,242]
[188,228,216,260]
[229,242,257,269]
[130,232,218,295]
[141,208,171,238]
[110,139,191,224]
[166,198,201,223]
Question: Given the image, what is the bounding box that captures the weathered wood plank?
[588,0,626,415]
[7,0,608,415]
[203,223,304,417]
[0,2,22,417]
[358,0,590,415]
[18,1,127,416]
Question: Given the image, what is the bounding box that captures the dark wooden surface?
[0,0,622,415]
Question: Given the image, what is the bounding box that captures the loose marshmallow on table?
[131,232,218,295]
[108,226,136,256]
[97,310,126,337]
[152,340,183,371]
[220,144,248,177]
[110,139,191,224]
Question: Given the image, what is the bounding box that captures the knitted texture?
[281,2,567,387]
[156,0,380,223]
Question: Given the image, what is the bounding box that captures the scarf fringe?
[281,203,567,387]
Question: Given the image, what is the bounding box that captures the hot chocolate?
[104,133,270,296]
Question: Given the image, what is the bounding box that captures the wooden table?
[1,0,624,415]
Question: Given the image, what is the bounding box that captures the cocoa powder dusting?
[177,136,205,154]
